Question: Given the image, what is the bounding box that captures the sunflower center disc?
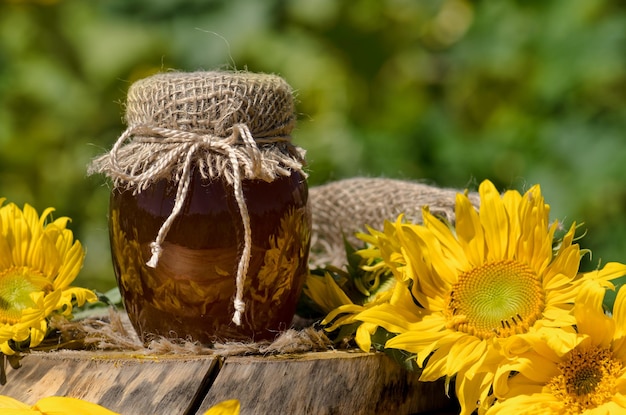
[446,259,544,339]
[0,267,42,324]
[548,347,622,412]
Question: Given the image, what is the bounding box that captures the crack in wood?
[185,356,224,415]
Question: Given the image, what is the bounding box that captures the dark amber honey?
[109,169,310,344]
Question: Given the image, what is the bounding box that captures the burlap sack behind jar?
[308,177,481,268]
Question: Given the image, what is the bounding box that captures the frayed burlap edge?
[49,308,334,357]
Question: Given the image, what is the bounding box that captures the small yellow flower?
[314,271,395,351]
[0,395,120,414]
[304,238,396,351]
[0,199,97,355]
[489,274,626,414]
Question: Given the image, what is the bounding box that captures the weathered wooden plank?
[198,351,456,415]
[0,351,220,415]
[0,350,458,414]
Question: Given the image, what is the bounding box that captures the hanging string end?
[146,242,162,268]
[232,298,246,326]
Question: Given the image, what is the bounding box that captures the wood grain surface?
[0,351,219,415]
[199,351,455,415]
[0,350,458,415]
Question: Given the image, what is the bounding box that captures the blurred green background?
[1,0,625,292]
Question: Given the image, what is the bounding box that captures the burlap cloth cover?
[88,71,306,325]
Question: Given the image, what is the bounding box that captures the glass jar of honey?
[90,71,310,344]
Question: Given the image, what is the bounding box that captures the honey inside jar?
[109,169,310,344]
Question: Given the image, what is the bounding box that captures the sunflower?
[351,180,624,414]
[0,199,97,355]
[488,268,626,414]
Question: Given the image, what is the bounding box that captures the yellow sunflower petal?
[493,353,559,397]
[455,368,494,415]
[322,303,362,325]
[34,396,120,415]
[303,272,353,315]
[419,347,449,380]
[0,395,31,409]
[575,280,615,348]
[35,236,61,283]
[478,180,509,262]
[323,314,358,333]
[454,192,485,267]
[49,217,71,231]
[501,189,522,259]
[497,371,545,400]
[0,408,38,414]
[53,241,84,290]
[611,393,626,408]
[611,285,626,361]
[445,335,486,375]
[355,302,425,334]
[27,318,49,349]
[542,242,580,292]
[22,205,42,237]
[355,322,377,352]
[516,185,553,274]
[393,224,428,277]
[486,392,562,415]
[56,287,98,317]
[202,399,240,415]
[389,329,465,370]
[8,207,32,267]
[583,262,626,284]
[412,224,462,288]
[421,208,469,271]
[590,400,626,414]
[0,233,12,270]
[1,341,17,355]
